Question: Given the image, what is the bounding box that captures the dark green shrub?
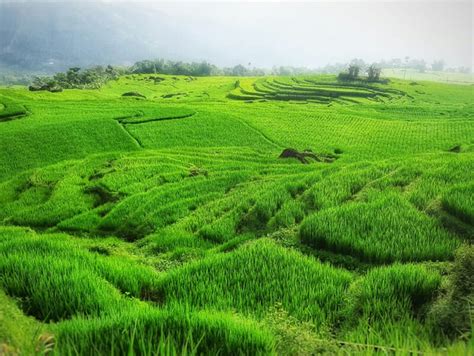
[429,245,474,340]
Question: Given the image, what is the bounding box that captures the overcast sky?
[2,0,472,69]
[153,1,473,69]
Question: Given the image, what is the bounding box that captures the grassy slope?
[0,74,472,354]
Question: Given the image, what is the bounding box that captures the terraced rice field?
[0,74,473,354]
[230,77,406,104]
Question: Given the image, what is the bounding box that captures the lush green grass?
[340,263,442,350]
[300,190,458,262]
[156,239,352,324]
[0,94,28,121]
[54,306,276,355]
[0,73,472,354]
[0,227,159,321]
[0,289,46,354]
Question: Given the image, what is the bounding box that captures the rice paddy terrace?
[0,74,473,354]
[229,77,406,104]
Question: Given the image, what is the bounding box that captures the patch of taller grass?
[341,263,442,350]
[156,238,352,324]
[54,305,276,355]
[300,191,459,262]
[0,227,159,321]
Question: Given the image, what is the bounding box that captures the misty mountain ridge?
[0,2,189,72]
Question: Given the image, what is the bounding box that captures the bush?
[122,91,146,99]
[429,245,474,340]
[29,65,119,92]
[367,64,382,82]
[337,72,355,82]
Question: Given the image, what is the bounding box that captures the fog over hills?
[0,1,472,72]
[0,2,182,71]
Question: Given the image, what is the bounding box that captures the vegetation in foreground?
[0,73,473,354]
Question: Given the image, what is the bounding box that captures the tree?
[275,66,293,76]
[29,76,62,92]
[231,64,247,76]
[105,65,119,79]
[408,59,427,73]
[31,65,118,92]
[53,72,68,87]
[66,67,81,86]
[337,64,361,82]
[131,60,156,74]
[367,64,382,81]
[457,66,471,74]
[432,60,445,72]
[348,65,360,79]
[350,58,366,71]
[194,62,213,76]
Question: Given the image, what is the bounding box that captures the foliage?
[0,289,47,355]
[300,191,459,263]
[131,59,213,76]
[29,65,120,92]
[0,227,159,321]
[54,306,275,355]
[263,302,337,355]
[156,239,352,324]
[429,245,474,340]
[367,64,382,81]
[0,72,472,353]
[432,60,445,71]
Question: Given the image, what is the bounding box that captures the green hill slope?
[0,74,472,354]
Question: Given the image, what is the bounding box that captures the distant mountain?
[0,2,185,72]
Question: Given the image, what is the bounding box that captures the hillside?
[0,2,177,71]
[0,74,473,354]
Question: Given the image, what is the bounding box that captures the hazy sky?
[2,0,472,69]
[152,1,473,69]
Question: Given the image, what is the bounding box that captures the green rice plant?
[441,182,474,226]
[198,211,242,243]
[97,173,250,239]
[0,289,47,355]
[54,305,276,355]
[1,174,95,228]
[125,110,278,150]
[0,254,124,321]
[239,183,293,230]
[302,162,391,209]
[0,227,160,321]
[229,77,400,104]
[346,264,441,320]
[340,264,442,350]
[267,199,305,229]
[145,227,214,253]
[0,119,139,180]
[0,73,473,353]
[156,239,352,324]
[262,302,338,355]
[119,107,195,124]
[300,191,459,262]
[0,96,27,120]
